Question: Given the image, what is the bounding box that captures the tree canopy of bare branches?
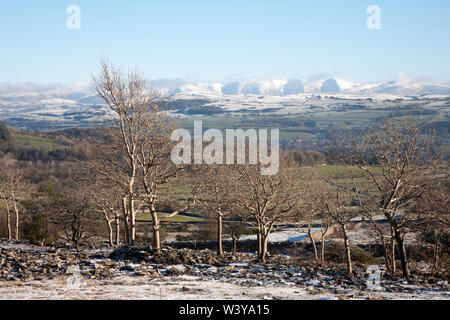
[230,158,302,262]
[92,59,199,250]
[337,117,440,277]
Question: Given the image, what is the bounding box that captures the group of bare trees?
[197,161,302,262]
[195,119,448,276]
[86,61,448,277]
[332,117,448,277]
[89,60,198,251]
[0,157,30,241]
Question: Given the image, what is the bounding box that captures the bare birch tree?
[0,158,30,241]
[86,128,132,243]
[89,181,123,247]
[93,59,154,243]
[93,60,200,249]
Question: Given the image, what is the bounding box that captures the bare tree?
[87,128,132,243]
[89,181,123,247]
[322,186,359,275]
[301,173,332,264]
[349,169,397,274]
[225,212,247,257]
[93,60,200,249]
[338,117,438,277]
[135,114,199,252]
[197,164,233,256]
[411,173,450,272]
[55,186,93,251]
[231,160,301,262]
[0,190,12,240]
[0,158,30,240]
[93,59,156,243]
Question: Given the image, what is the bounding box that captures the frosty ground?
[1,235,448,301]
[1,273,448,300]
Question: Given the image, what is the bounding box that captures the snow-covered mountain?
[1,73,450,124]
[2,74,450,103]
[1,74,449,131]
[155,74,450,96]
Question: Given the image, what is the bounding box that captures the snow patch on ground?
[237,228,318,243]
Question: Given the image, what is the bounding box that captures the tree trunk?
[371,217,394,274]
[432,236,440,272]
[320,223,328,264]
[129,197,136,243]
[153,223,161,251]
[383,244,392,275]
[115,217,120,246]
[150,203,161,252]
[217,214,223,257]
[260,233,270,263]
[342,225,352,275]
[307,224,319,263]
[394,229,409,277]
[390,225,396,273]
[256,226,262,260]
[102,209,114,247]
[127,158,137,243]
[232,236,237,256]
[320,232,326,264]
[107,219,114,247]
[122,196,130,244]
[12,195,19,241]
[4,199,11,241]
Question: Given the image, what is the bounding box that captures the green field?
[14,133,68,150]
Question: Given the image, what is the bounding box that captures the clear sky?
[1,0,449,84]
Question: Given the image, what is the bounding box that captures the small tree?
[300,172,331,264]
[322,186,359,275]
[231,160,301,262]
[89,182,123,247]
[197,164,233,256]
[225,212,248,257]
[56,187,93,250]
[87,128,132,244]
[0,158,30,241]
[138,137,199,252]
[411,174,450,272]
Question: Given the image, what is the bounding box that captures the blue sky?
[1,0,449,84]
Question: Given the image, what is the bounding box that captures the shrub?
[22,214,52,245]
[324,241,376,264]
[324,242,344,263]
[270,248,281,256]
[351,246,376,264]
